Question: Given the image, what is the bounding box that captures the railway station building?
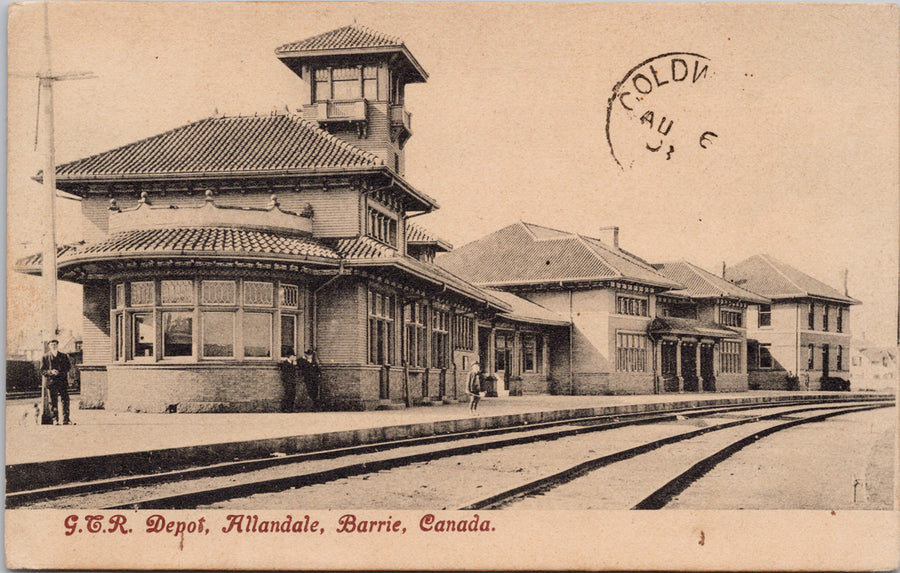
[437,223,767,395]
[725,254,859,390]
[16,24,568,412]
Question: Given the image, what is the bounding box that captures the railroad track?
[9,397,892,510]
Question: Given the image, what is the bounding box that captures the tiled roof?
[437,222,681,289]
[406,222,452,251]
[276,24,403,53]
[15,228,340,273]
[486,290,570,326]
[724,254,859,304]
[333,236,397,259]
[653,261,770,304]
[650,317,740,339]
[50,114,382,182]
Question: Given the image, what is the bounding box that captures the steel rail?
[457,402,891,510]
[8,398,889,509]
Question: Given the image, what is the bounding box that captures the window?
[115,313,124,361]
[368,289,394,365]
[522,334,544,372]
[615,333,648,372]
[280,284,299,308]
[281,315,297,358]
[162,312,193,358]
[453,314,474,350]
[720,309,742,328]
[332,66,359,100]
[808,344,815,370]
[431,308,450,369]
[367,207,398,247]
[202,312,234,357]
[314,68,330,102]
[244,282,274,307]
[808,302,815,330]
[363,65,378,100]
[243,313,272,358]
[823,305,829,331]
[112,279,292,362]
[616,295,648,317]
[202,280,236,305]
[836,307,843,333]
[132,313,154,358]
[404,301,427,367]
[758,344,773,369]
[161,280,193,305]
[131,281,154,306]
[115,283,125,309]
[720,340,741,373]
[495,334,510,372]
[758,304,771,327]
[536,334,544,373]
[836,346,843,371]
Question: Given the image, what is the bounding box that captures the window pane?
[244,281,274,307]
[133,313,155,358]
[202,281,236,305]
[280,284,299,308]
[163,312,193,357]
[203,312,234,357]
[115,313,124,361]
[281,315,297,358]
[243,313,272,358]
[161,280,193,305]
[131,281,154,306]
[333,79,359,100]
[115,284,125,309]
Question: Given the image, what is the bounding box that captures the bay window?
[111,278,302,362]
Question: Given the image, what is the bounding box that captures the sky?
[6,2,899,348]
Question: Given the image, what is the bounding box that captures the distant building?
[725,254,859,390]
[851,345,898,393]
[439,223,761,395]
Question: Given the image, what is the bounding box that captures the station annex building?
[16,24,855,413]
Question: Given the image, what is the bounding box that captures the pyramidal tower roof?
[276,24,428,83]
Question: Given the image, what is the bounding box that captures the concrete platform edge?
[6,393,891,492]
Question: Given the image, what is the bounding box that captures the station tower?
[276,24,428,177]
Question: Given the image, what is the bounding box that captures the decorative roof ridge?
[519,220,577,242]
[755,253,806,295]
[573,234,625,279]
[110,190,313,219]
[276,23,404,53]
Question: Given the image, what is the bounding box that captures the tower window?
[314,66,377,102]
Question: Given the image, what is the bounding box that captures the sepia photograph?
[5,2,899,570]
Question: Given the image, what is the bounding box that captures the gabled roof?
[436,221,680,289]
[275,24,428,83]
[406,222,452,252]
[47,114,382,186]
[653,261,770,304]
[724,254,859,305]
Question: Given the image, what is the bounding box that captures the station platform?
[5,391,894,491]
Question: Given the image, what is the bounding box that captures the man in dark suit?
[40,339,73,425]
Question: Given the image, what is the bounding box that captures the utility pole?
[17,2,95,423]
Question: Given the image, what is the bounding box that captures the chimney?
[843,268,849,296]
[722,261,726,278]
[598,226,619,248]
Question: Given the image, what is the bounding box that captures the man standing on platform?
[298,349,322,410]
[40,339,72,425]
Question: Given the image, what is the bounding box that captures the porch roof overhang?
[649,317,740,339]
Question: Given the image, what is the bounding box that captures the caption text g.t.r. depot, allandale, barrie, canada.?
[62,513,496,538]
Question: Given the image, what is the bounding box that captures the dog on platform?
[19,402,41,426]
